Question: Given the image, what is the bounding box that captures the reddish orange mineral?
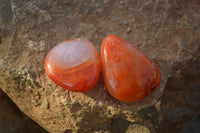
[44,38,100,92]
[101,35,161,102]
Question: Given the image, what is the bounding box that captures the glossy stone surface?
[44,38,100,92]
[101,35,161,102]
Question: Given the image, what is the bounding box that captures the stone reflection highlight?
[101,35,161,102]
[44,38,100,92]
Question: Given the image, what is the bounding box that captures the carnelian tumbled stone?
[44,38,100,92]
[101,35,161,102]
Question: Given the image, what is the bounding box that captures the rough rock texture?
[0,89,47,133]
[0,0,199,132]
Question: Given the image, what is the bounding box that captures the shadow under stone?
[182,115,200,133]
[0,89,48,133]
[110,118,133,133]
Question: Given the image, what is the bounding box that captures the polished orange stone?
[101,35,161,102]
[44,38,100,92]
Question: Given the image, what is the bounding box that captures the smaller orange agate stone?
[101,35,161,102]
[44,38,100,92]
